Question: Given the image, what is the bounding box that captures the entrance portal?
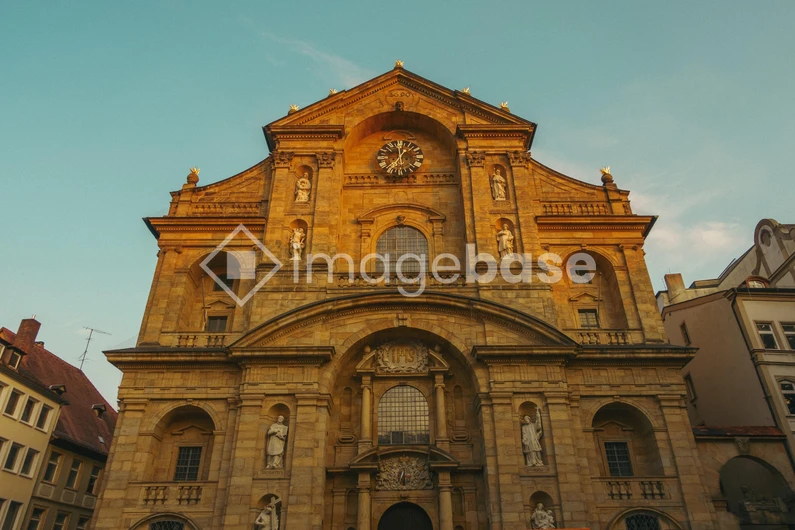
[377,502,433,530]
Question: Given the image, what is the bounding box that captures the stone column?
[434,375,449,451]
[357,472,371,530]
[359,376,373,453]
[310,151,339,256]
[485,392,526,530]
[438,470,454,530]
[221,395,262,529]
[285,394,330,530]
[659,395,719,529]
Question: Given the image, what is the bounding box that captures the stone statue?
[266,416,288,469]
[289,228,305,261]
[496,224,515,258]
[530,503,556,529]
[491,168,507,200]
[254,499,280,530]
[521,408,544,466]
[295,173,311,202]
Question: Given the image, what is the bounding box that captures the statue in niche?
[295,172,311,203]
[266,416,288,469]
[496,224,515,258]
[289,228,305,261]
[491,168,507,200]
[521,407,544,466]
[254,498,280,530]
[530,503,556,529]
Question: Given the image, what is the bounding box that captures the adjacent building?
[657,219,795,528]
[93,64,724,530]
[0,319,117,530]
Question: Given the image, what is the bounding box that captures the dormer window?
[8,350,22,370]
[746,277,768,288]
[92,404,107,418]
[49,384,66,396]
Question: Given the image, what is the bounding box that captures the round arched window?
[378,385,430,445]
[624,513,661,530]
[375,226,428,275]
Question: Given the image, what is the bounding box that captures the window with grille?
[783,324,795,350]
[375,226,428,275]
[625,513,661,530]
[43,451,61,483]
[20,448,39,476]
[65,459,82,489]
[578,309,600,329]
[26,508,46,530]
[174,446,203,481]
[206,316,228,332]
[20,397,38,424]
[781,381,795,415]
[150,522,186,530]
[86,465,101,494]
[604,441,634,477]
[377,385,430,445]
[52,513,68,530]
[756,322,779,349]
[36,405,52,430]
[1,501,22,530]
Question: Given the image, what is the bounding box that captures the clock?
[376,140,423,176]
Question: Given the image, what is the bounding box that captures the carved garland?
[272,151,294,168]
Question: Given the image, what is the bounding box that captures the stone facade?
[94,65,722,529]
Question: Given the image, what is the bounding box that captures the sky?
[1,1,794,404]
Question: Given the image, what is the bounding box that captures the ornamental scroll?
[375,340,429,374]
[375,456,433,491]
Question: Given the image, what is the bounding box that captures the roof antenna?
[79,327,111,371]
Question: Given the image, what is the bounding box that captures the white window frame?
[755,322,779,350]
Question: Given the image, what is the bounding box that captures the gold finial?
[499,101,510,111]
[462,87,471,95]
[328,88,338,95]
[186,167,200,186]
[394,59,404,68]
[600,166,614,185]
[288,104,300,114]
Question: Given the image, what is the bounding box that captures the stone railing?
[566,329,631,345]
[334,272,467,288]
[161,333,232,348]
[190,202,261,216]
[596,478,672,501]
[344,173,456,186]
[540,202,611,216]
[140,482,213,507]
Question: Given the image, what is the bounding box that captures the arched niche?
[252,493,282,530]
[719,456,795,522]
[591,402,663,478]
[261,403,292,471]
[343,111,458,174]
[560,249,629,330]
[147,404,217,482]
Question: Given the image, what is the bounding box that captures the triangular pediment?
[264,67,536,149]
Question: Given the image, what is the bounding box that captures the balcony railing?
[594,477,675,502]
[565,329,632,345]
[161,333,232,348]
[139,482,213,507]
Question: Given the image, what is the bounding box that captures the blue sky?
[1,1,793,403]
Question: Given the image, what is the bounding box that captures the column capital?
[272,150,294,168]
[465,151,485,167]
[316,151,336,168]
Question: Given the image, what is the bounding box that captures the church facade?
[93,65,721,530]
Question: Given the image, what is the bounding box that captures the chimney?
[14,318,41,352]
[664,273,686,302]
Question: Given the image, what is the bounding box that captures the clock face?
[377,140,423,176]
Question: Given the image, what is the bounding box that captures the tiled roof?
[692,425,784,437]
[0,327,117,457]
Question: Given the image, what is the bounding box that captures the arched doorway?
[378,502,433,530]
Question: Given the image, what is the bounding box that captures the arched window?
[375,226,428,275]
[378,385,430,445]
[624,513,660,530]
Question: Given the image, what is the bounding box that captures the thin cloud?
[260,32,375,88]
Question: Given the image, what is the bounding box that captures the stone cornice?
[263,124,345,151]
[144,217,266,239]
[536,215,657,238]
